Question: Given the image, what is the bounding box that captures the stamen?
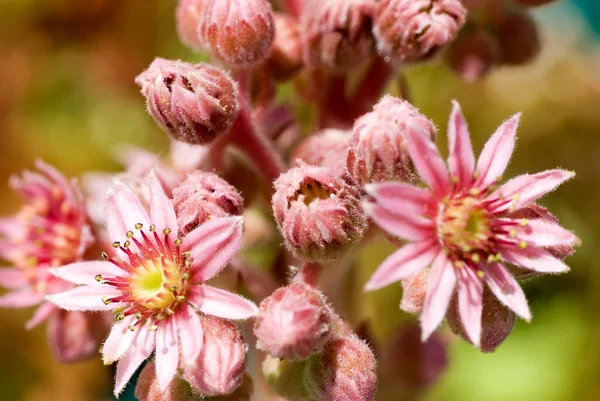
[95,274,103,282]
[112,241,120,248]
[102,296,111,305]
[476,270,485,278]
[149,224,156,232]
[126,231,134,238]
[135,223,143,230]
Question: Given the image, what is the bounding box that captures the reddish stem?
[281,0,303,18]
[348,56,394,119]
[296,262,322,287]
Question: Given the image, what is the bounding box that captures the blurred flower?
[46,172,257,396]
[494,9,541,66]
[363,101,578,347]
[446,28,501,82]
[176,0,205,50]
[291,129,350,181]
[400,269,429,314]
[267,13,304,81]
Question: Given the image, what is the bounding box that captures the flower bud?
[135,361,201,401]
[255,282,332,359]
[400,269,429,314]
[176,0,205,49]
[172,171,244,235]
[347,96,435,186]
[135,58,239,145]
[446,28,501,82]
[263,355,312,401]
[305,336,377,401]
[267,13,304,81]
[198,0,275,67]
[447,289,516,353]
[302,0,376,72]
[210,374,254,401]
[373,0,467,63]
[184,314,248,396]
[495,10,540,65]
[291,129,350,180]
[380,324,447,389]
[272,165,367,261]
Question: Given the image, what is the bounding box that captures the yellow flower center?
[438,196,492,254]
[130,258,182,310]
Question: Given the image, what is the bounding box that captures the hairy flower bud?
[267,13,304,81]
[184,314,248,396]
[272,165,367,261]
[136,58,239,145]
[400,269,429,314]
[173,171,244,235]
[347,96,435,186]
[447,289,516,353]
[255,282,332,359]
[302,0,376,72]
[373,0,467,63]
[136,361,201,401]
[198,0,275,67]
[305,336,377,401]
[176,0,205,49]
[291,129,350,180]
[447,28,501,82]
[495,10,540,65]
[47,310,109,363]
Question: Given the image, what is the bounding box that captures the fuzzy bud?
[373,0,467,63]
[447,289,516,353]
[347,96,436,186]
[184,314,248,396]
[267,13,304,81]
[176,0,204,49]
[305,336,377,401]
[302,0,376,72]
[135,361,201,401]
[198,0,275,67]
[495,10,540,66]
[255,282,332,359]
[291,129,350,180]
[400,269,429,314]
[272,165,367,261]
[172,171,244,235]
[446,28,501,82]
[47,309,108,363]
[135,58,239,145]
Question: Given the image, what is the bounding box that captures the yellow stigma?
[130,258,182,310]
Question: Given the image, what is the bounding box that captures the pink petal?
[0,268,29,289]
[405,126,451,198]
[500,246,570,273]
[102,316,138,365]
[475,113,520,189]
[176,303,204,364]
[503,218,579,247]
[183,216,244,283]
[420,252,456,341]
[362,201,435,242]
[0,289,43,308]
[46,285,124,311]
[148,170,178,234]
[49,261,129,286]
[25,302,56,330]
[187,285,258,320]
[485,263,531,321]
[492,170,575,213]
[364,182,435,216]
[364,241,439,291]
[114,325,156,397]
[155,319,179,391]
[105,180,151,243]
[457,268,483,348]
[447,100,475,188]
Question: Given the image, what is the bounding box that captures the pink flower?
[363,101,578,347]
[46,171,258,397]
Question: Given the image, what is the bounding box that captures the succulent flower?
[176,0,205,50]
[267,13,304,81]
[363,101,578,347]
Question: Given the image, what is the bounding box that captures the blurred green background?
[0,1,599,400]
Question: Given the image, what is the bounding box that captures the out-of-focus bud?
[272,165,367,261]
[291,129,350,181]
[135,58,239,145]
[514,0,558,7]
[447,289,516,353]
[494,10,540,65]
[176,0,205,49]
[446,28,501,82]
[198,0,275,67]
[172,171,244,235]
[267,13,304,81]
[135,361,201,401]
[255,282,332,359]
[305,336,377,401]
[400,269,429,314]
[210,374,254,401]
[184,314,248,396]
[47,309,108,363]
[263,355,312,401]
[347,96,435,186]
[373,0,467,63]
[380,324,447,389]
[302,0,376,72]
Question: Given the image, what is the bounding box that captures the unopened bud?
[447,289,516,353]
[176,0,205,50]
[184,314,248,396]
[373,0,467,63]
[272,165,367,261]
[173,171,244,235]
[267,13,304,81]
[400,269,429,314]
[447,28,501,82]
[135,58,239,145]
[302,0,376,72]
[305,336,377,401]
[198,0,275,67]
[135,361,200,401]
[494,10,540,66]
[291,129,350,181]
[210,374,254,401]
[255,282,332,360]
[47,309,108,363]
[263,355,312,401]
